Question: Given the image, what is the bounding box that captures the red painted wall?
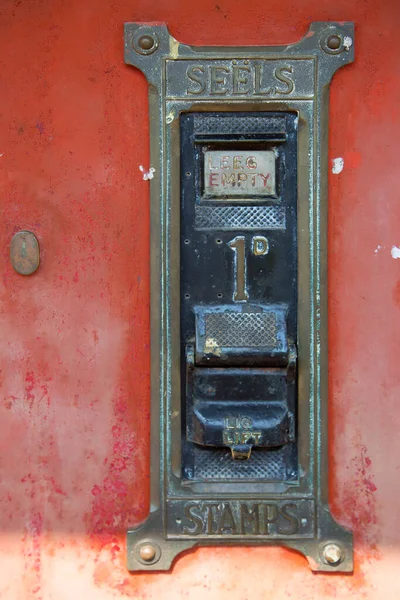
[0,0,399,597]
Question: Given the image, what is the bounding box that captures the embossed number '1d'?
[228,236,269,302]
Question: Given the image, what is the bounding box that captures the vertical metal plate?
[124,22,354,572]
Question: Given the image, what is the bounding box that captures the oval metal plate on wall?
[10,231,40,275]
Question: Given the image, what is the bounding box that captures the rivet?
[138,35,154,51]
[326,34,342,50]
[139,543,156,562]
[132,29,159,55]
[322,543,344,566]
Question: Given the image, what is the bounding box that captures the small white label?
[204,150,276,197]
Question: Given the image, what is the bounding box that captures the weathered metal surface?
[10,231,40,275]
[0,0,399,598]
[124,21,354,572]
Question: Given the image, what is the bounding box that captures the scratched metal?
[124,21,355,572]
[10,230,40,275]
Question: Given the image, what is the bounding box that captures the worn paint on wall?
[0,0,400,598]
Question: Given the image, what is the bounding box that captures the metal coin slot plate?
[124,21,354,572]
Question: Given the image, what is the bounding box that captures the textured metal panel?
[195,205,286,230]
[193,445,289,480]
[194,305,289,366]
[204,310,278,348]
[194,114,287,134]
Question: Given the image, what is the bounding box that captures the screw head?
[132,29,159,55]
[138,35,155,51]
[322,543,344,566]
[326,34,342,50]
[139,543,156,562]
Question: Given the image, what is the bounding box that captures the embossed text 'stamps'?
[124,22,354,572]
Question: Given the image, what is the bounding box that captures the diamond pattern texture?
[205,311,278,348]
[195,205,285,230]
[193,114,285,134]
[193,446,287,480]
